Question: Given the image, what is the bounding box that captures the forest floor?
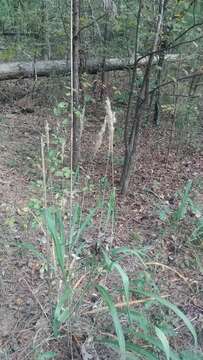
[0,79,203,359]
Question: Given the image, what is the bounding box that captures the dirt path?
[0,107,50,359]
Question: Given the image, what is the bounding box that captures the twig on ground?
[84,294,169,315]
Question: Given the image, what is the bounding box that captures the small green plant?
[158,180,193,225]
[158,180,203,247]
[98,287,198,360]
[175,97,201,150]
[113,89,130,106]
[53,101,68,117]
[18,197,202,359]
[172,180,193,223]
[191,217,203,244]
[131,230,142,242]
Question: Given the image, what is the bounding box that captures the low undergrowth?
[13,99,203,360]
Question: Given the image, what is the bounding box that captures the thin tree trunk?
[123,0,143,152]
[120,111,142,194]
[120,0,144,195]
[100,17,108,99]
[120,0,166,195]
[41,0,51,60]
[153,50,165,126]
[153,0,169,126]
[72,0,81,168]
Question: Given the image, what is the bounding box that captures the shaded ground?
[0,79,203,359]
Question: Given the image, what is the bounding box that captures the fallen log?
[0,55,180,81]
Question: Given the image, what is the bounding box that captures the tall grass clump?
[18,98,203,359]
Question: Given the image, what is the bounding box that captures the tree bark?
[152,0,169,126]
[120,0,166,195]
[0,54,181,81]
[41,0,51,60]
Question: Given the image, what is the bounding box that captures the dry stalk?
[93,115,107,156]
[41,136,47,208]
[80,104,86,141]
[105,97,116,154]
[93,97,116,156]
[40,136,57,275]
[61,140,66,164]
[146,262,192,287]
[73,274,87,289]
[84,294,169,315]
[22,278,49,320]
[45,120,50,151]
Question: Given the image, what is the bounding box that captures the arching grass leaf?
[155,327,170,360]
[97,285,126,360]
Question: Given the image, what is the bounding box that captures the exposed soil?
[0,79,203,359]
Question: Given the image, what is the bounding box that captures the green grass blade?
[173,180,192,222]
[53,287,72,336]
[105,189,116,227]
[37,352,57,360]
[180,350,203,360]
[43,208,65,273]
[69,204,81,247]
[125,342,159,360]
[102,252,130,305]
[110,247,146,266]
[155,298,197,346]
[136,333,180,360]
[97,285,126,360]
[101,338,159,360]
[120,309,151,334]
[155,327,170,360]
[15,242,46,261]
[74,208,95,244]
[111,262,129,304]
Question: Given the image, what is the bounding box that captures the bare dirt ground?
[0,79,203,359]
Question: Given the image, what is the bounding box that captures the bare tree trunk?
[41,0,51,60]
[123,0,142,154]
[72,0,81,168]
[120,0,166,195]
[120,109,142,194]
[100,17,108,99]
[153,0,169,126]
[120,0,143,195]
[153,50,165,126]
[0,55,183,81]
